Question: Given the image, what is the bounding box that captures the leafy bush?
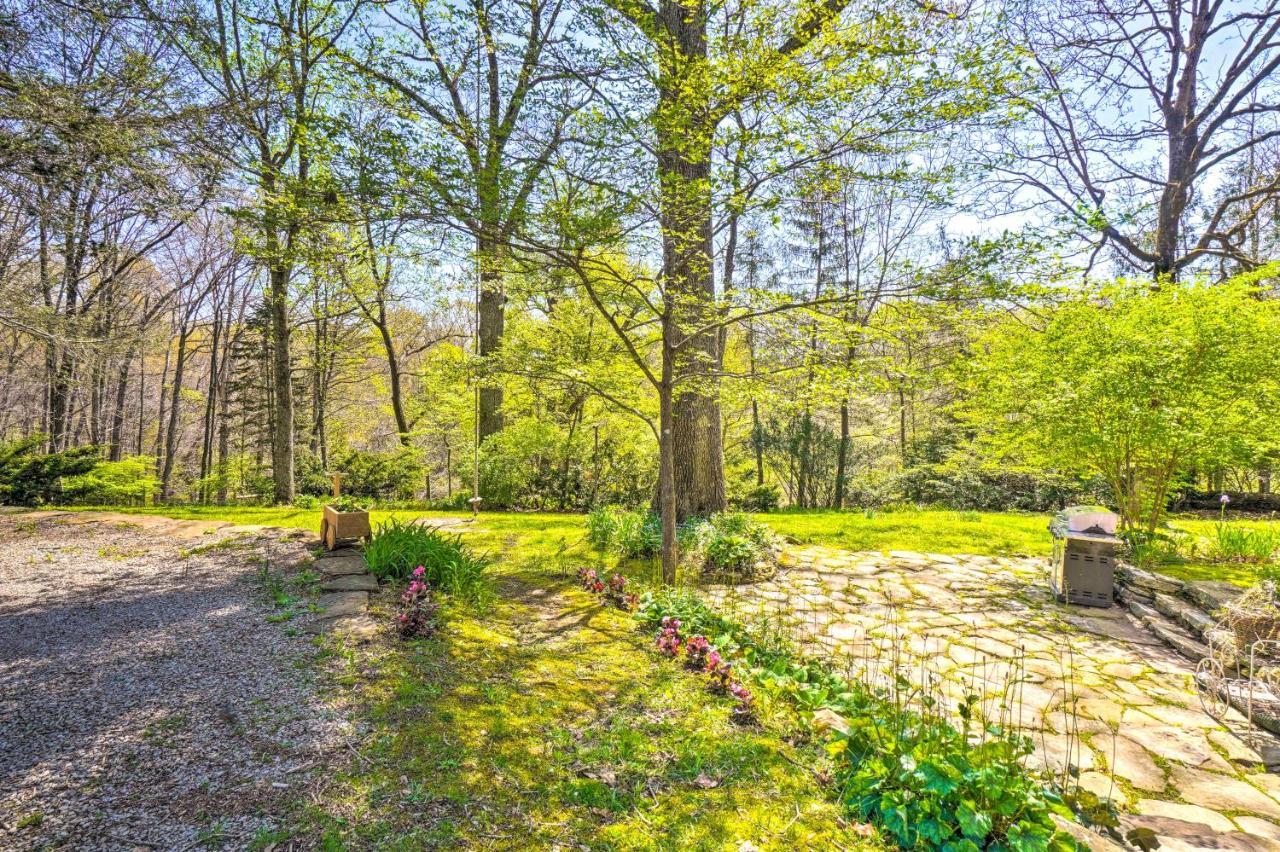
[590,507,778,577]
[635,589,1078,851]
[830,695,1071,850]
[0,436,101,505]
[683,513,777,576]
[61,456,157,505]
[292,494,321,509]
[1118,528,1191,570]
[330,447,425,500]
[896,462,1108,513]
[329,494,372,512]
[586,505,662,558]
[364,518,489,601]
[730,483,781,512]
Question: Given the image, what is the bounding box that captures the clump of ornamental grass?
[365,518,489,603]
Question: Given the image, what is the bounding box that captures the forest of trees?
[2,0,1280,547]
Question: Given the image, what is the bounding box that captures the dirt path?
[0,512,350,851]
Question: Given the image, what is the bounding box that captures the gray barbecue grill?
[1049,506,1121,608]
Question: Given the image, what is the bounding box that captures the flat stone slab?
[1186,580,1244,614]
[306,613,381,641]
[320,574,379,593]
[1123,812,1264,851]
[1118,566,1185,595]
[318,554,370,576]
[315,591,369,619]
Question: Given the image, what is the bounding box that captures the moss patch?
[300,548,872,849]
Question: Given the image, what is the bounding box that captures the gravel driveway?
[0,511,350,850]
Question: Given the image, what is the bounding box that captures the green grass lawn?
[761,508,1052,556]
[69,503,1280,586]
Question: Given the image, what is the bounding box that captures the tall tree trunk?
[108,351,133,461]
[217,354,232,505]
[200,310,222,502]
[476,238,505,442]
[657,0,725,522]
[160,325,190,499]
[49,354,74,450]
[376,318,410,444]
[154,342,171,462]
[310,289,324,455]
[659,336,678,584]
[834,398,849,508]
[268,262,294,503]
[136,349,146,456]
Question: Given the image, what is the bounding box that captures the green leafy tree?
[961,270,1280,531]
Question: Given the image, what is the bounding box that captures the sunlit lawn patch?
[74,503,1280,586]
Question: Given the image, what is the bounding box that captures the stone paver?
[705,545,1280,848]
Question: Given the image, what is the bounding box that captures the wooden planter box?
[321,505,371,551]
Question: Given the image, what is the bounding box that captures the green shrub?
[729,483,781,512]
[329,494,372,512]
[682,512,777,575]
[331,447,425,500]
[292,494,321,509]
[364,518,489,601]
[590,507,777,575]
[1118,527,1191,570]
[586,505,662,558]
[61,456,158,504]
[0,436,101,505]
[830,694,1072,850]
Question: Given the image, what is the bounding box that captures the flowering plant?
[684,635,712,670]
[395,566,438,639]
[728,681,756,725]
[604,573,638,611]
[656,616,683,657]
[576,566,599,589]
[704,649,737,695]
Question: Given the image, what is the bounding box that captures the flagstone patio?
[704,545,1280,850]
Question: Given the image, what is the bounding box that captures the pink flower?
[412,566,426,579]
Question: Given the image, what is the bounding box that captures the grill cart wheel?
[1196,656,1230,719]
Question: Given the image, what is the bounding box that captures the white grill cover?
[1066,510,1119,534]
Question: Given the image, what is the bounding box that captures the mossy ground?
[293,525,876,850]
[280,511,1145,850]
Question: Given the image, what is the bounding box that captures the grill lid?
[1050,505,1119,536]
